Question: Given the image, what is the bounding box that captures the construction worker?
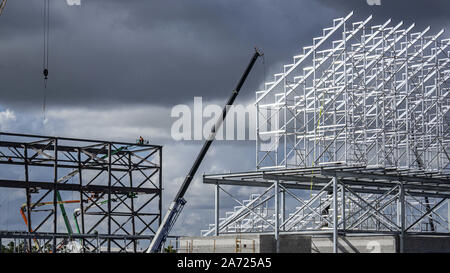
[90,192,99,200]
[138,136,144,145]
[7,157,12,163]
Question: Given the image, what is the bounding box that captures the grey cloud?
[2,1,448,111]
[316,0,450,30]
[1,0,339,109]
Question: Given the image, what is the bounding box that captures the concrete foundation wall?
[179,234,450,253]
[179,234,260,253]
[311,235,396,253]
[403,236,450,253]
[178,234,310,253]
[260,234,311,253]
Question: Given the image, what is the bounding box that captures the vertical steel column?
[333,176,338,253]
[107,143,112,252]
[52,139,57,253]
[313,38,317,166]
[283,60,287,168]
[448,199,450,232]
[274,180,279,253]
[96,232,100,253]
[281,188,285,231]
[405,33,410,168]
[303,67,308,166]
[128,153,137,252]
[399,181,405,253]
[362,24,367,165]
[343,20,348,164]
[24,145,32,252]
[77,148,85,251]
[397,191,401,228]
[419,36,426,168]
[381,28,387,167]
[256,98,259,169]
[215,184,220,236]
[341,183,345,230]
[159,147,162,226]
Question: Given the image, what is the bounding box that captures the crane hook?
[43,68,49,80]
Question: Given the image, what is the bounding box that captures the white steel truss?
[256,13,450,172]
[202,165,450,253]
[201,13,450,253]
[201,183,449,236]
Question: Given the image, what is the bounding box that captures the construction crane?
[147,48,263,253]
[0,0,7,16]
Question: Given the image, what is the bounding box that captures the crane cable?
[42,0,50,124]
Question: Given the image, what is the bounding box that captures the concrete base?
[178,234,450,253]
[178,234,310,253]
[311,235,396,253]
[403,236,450,253]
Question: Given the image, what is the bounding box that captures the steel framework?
[203,165,450,252]
[202,13,450,253]
[0,132,162,253]
[256,12,450,172]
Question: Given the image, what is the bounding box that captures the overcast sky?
[1,0,450,243]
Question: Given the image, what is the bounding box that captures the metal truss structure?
[202,13,450,253]
[0,132,162,253]
[203,165,450,252]
[256,12,450,172]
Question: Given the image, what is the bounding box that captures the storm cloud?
[1,1,449,110]
[3,0,448,110]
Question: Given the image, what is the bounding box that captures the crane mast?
[147,48,263,253]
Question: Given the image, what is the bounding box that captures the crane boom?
[0,0,7,15]
[147,48,263,253]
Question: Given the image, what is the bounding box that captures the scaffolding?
[0,132,162,253]
[203,165,450,252]
[203,13,450,253]
[256,12,450,172]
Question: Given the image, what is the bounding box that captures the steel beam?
[0,132,162,253]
